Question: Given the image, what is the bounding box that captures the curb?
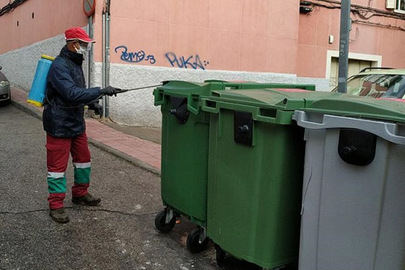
[88,138,161,176]
[11,100,42,120]
[11,99,161,176]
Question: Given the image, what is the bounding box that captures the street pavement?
[0,105,262,270]
[0,104,214,270]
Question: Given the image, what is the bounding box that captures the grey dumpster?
[294,106,405,270]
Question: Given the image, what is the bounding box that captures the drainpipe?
[106,0,111,116]
[101,8,106,117]
[87,15,94,87]
[102,0,111,118]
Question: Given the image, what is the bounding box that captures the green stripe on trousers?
[74,167,91,184]
[47,176,66,194]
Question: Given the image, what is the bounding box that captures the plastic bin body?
[160,95,210,224]
[154,82,317,226]
[294,111,405,270]
[201,90,323,269]
[155,82,213,225]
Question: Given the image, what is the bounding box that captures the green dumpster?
[152,81,317,253]
[201,88,335,268]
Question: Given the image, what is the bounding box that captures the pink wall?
[0,0,88,54]
[1,0,404,78]
[91,1,104,63]
[297,0,405,77]
[107,0,300,74]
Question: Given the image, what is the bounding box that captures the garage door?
[329,57,372,90]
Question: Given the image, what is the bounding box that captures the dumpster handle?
[187,98,199,115]
[202,99,279,124]
[153,89,165,106]
[293,111,405,145]
[201,99,219,113]
[221,82,316,91]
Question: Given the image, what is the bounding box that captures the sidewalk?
[11,87,161,175]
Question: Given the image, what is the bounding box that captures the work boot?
[72,193,101,206]
[49,208,69,224]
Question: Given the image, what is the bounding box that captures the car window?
[334,74,405,99]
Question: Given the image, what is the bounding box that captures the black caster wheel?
[281,262,298,270]
[186,227,208,253]
[154,209,176,233]
[215,244,226,268]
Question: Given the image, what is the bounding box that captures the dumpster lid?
[153,81,320,115]
[155,81,316,95]
[156,80,207,95]
[303,95,405,123]
[209,88,337,110]
[201,88,339,125]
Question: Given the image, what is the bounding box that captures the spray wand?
[115,84,163,94]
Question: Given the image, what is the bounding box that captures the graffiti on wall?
[114,46,156,64]
[114,45,209,70]
[164,52,209,70]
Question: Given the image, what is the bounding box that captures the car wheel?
[0,99,11,106]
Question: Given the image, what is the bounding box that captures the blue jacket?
[43,46,101,138]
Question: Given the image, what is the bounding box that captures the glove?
[100,86,121,96]
[88,102,103,116]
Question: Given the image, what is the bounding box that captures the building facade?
[0,0,404,126]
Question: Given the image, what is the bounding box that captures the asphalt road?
[0,105,261,270]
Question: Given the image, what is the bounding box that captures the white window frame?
[395,0,405,13]
[325,50,382,80]
[387,0,396,9]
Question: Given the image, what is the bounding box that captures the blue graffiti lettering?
[114,46,156,64]
[165,52,209,70]
[145,55,156,65]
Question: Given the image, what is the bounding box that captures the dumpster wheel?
[215,244,227,268]
[154,209,176,233]
[186,227,208,253]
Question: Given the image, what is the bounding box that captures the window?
[386,0,405,11]
[329,57,372,90]
[397,0,405,12]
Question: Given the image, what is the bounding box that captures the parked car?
[0,66,11,105]
[332,68,405,99]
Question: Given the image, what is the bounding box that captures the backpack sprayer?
[27,55,162,107]
[27,55,55,107]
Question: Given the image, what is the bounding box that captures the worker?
[43,27,119,223]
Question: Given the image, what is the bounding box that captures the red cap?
[65,27,95,43]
